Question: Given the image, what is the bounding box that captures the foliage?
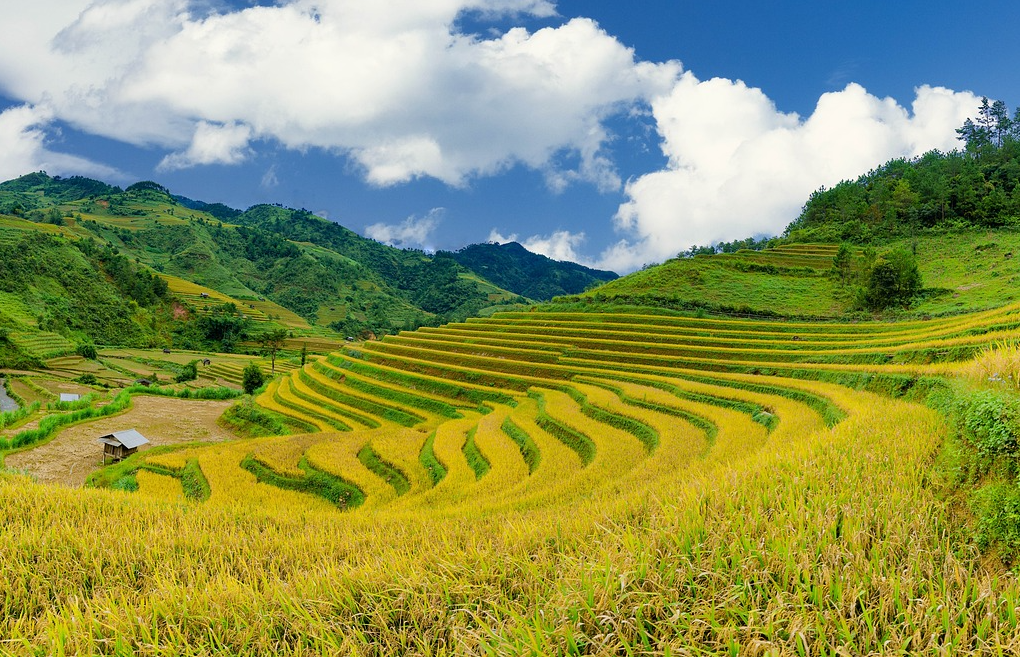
[418,431,447,485]
[356,445,411,495]
[446,241,617,300]
[218,397,288,437]
[241,362,266,395]
[75,342,98,360]
[787,97,1020,243]
[174,360,199,383]
[258,328,289,372]
[461,427,491,480]
[862,248,922,310]
[0,232,171,347]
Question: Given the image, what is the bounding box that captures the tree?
[864,248,922,311]
[300,344,307,366]
[242,362,266,395]
[259,328,289,373]
[829,244,854,286]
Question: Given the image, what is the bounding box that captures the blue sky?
[0,1,1016,271]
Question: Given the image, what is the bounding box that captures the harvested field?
[4,396,235,487]
[29,378,95,398]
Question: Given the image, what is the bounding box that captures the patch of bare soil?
[5,396,236,487]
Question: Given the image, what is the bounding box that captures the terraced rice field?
[123,303,1020,516]
[8,331,75,359]
[723,242,840,270]
[160,274,311,329]
[7,304,1020,653]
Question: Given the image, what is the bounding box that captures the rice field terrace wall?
[6,302,1020,654]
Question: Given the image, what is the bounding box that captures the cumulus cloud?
[0,104,121,181]
[365,208,444,250]
[157,121,252,171]
[0,0,679,186]
[489,226,588,263]
[602,79,979,272]
[487,228,517,243]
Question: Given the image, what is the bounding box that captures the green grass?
[418,431,447,486]
[461,427,490,480]
[530,391,596,466]
[241,454,365,509]
[501,418,541,474]
[559,232,1020,319]
[357,445,411,495]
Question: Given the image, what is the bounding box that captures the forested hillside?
[0,174,531,345]
[0,229,174,366]
[787,97,1020,243]
[557,98,1020,318]
[446,241,618,299]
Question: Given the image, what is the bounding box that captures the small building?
[134,378,152,387]
[59,393,80,403]
[97,429,150,464]
[202,358,211,366]
[200,292,209,298]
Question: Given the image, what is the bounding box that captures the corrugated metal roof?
[59,393,80,402]
[95,428,149,449]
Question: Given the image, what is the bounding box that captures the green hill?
[559,232,1020,318]
[0,227,175,365]
[560,99,1020,319]
[445,240,618,300]
[0,173,533,345]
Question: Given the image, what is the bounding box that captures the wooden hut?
[97,429,150,464]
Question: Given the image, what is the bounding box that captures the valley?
[3,145,1020,653]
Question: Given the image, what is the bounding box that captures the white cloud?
[488,226,588,263]
[487,228,518,243]
[0,0,679,185]
[261,164,279,189]
[365,208,444,250]
[0,104,121,181]
[601,79,979,272]
[521,229,586,262]
[157,121,252,171]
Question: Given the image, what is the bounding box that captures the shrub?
[75,373,99,385]
[175,360,198,383]
[242,362,266,395]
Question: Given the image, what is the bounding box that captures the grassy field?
[565,232,1020,318]
[1,300,1019,653]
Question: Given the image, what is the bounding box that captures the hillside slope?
[0,174,529,339]
[445,241,618,300]
[0,225,176,365]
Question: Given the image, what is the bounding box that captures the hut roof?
[96,428,150,449]
[59,393,80,402]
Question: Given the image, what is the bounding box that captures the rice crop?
[6,302,1020,653]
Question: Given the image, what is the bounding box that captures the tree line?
[787,97,1020,243]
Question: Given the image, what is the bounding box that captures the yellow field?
[4,305,1020,653]
[160,273,312,330]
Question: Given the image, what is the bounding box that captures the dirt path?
[5,396,236,487]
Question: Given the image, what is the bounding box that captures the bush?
[242,362,266,395]
[76,343,98,360]
[175,360,199,383]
